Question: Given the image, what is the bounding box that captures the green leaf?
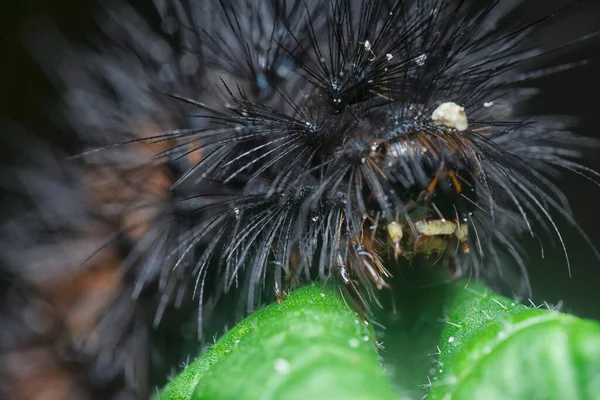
[429,282,600,400]
[155,284,399,400]
[157,273,600,400]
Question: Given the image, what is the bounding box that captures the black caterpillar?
[1,1,599,399]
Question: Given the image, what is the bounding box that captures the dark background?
[1,0,600,321]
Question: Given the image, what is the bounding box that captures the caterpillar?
[1,0,599,399]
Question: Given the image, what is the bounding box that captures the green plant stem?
[429,282,600,400]
[156,284,399,400]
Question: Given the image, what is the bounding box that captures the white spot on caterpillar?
[432,102,468,131]
[448,336,455,343]
[349,338,360,348]
[274,358,291,374]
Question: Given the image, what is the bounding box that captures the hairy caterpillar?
[1,0,599,399]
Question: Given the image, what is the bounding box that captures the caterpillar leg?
[274,279,288,304]
[273,249,302,303]
[425,167,464,197]
[386,221,405,259]
[350,241,391,291]
[336,254,369,319]
[414,219,470,255]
